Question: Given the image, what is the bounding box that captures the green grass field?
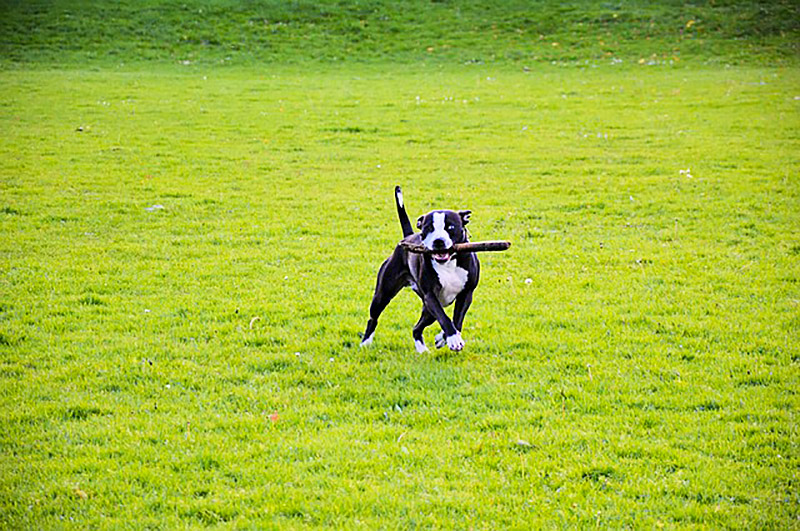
[1,1,799,528]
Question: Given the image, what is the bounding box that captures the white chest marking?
[432,260,468,307]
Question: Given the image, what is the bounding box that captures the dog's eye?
[447,225,455,231]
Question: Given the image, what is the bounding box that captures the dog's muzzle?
[432,250,454,263]
[429,236,454,263]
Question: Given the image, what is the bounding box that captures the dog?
[360,186,479,352]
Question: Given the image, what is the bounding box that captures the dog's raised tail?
[395,186,414,237]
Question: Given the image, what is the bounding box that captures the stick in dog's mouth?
[400,240,511,255]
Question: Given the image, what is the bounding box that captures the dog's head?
[417,210,471,263]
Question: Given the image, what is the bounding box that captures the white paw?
[435,332,446,349]
[415,340,429,353]
[446,332,465,351]
[360,334,374,348]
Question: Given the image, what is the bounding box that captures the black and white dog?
[361,186,479,352]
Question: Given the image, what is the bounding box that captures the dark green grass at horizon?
[1,0,798,68]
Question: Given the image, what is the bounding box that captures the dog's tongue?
[433,252,451,262]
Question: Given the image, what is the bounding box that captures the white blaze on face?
[422,212,453,250]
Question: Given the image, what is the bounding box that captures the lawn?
[0,1,798,528]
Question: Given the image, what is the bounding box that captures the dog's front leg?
[422,292,464,351]
[435,289,473,349]
[452,289,473,332]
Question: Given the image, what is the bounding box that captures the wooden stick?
[399,240,511,254]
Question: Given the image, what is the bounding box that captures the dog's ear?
[459,210,472,225]
[416,215,424,229]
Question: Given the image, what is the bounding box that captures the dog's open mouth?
[432,251,453,263]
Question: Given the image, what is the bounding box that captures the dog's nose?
[432,238,447,249]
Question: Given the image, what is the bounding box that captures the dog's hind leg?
[361,290,393,346]
[361,253,407,347]
[361,290,393,347]
[412,308,436,353]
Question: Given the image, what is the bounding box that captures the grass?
[1,0,798,67]
[1,1,799,528]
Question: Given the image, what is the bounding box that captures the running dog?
[360,186,479,352]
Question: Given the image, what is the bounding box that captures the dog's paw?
[414,339,429,353]
[446,332,465,351]
[435,332,446,349]
[360,333,374,348]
